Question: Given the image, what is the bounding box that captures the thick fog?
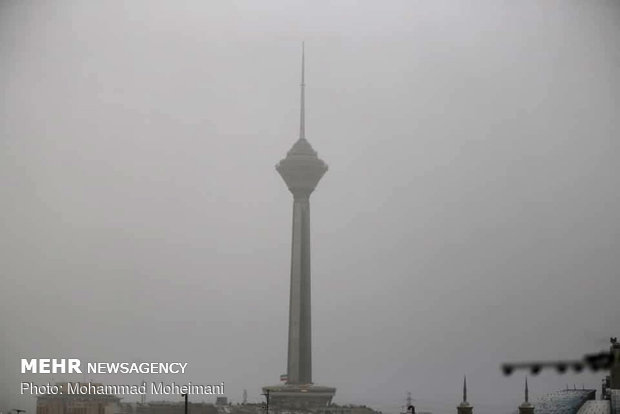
[1,2,619,414]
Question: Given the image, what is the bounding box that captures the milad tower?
[262,45,336,410]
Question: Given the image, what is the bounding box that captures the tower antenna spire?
[300,41,305,140]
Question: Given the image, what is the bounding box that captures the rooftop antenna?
[402,392,415,414]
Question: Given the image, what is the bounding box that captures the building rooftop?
[577,401,611,414]
[533,389,596,414]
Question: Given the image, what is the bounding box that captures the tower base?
[262,384,336,411]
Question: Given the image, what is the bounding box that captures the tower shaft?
[287,193,312,384]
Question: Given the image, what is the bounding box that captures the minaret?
[519,377,534,414]
[457,376,473,414]
[263,44,335,409]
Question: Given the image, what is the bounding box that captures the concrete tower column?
[287,191,313,384]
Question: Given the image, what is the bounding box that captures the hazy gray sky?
[1,1,619,414]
